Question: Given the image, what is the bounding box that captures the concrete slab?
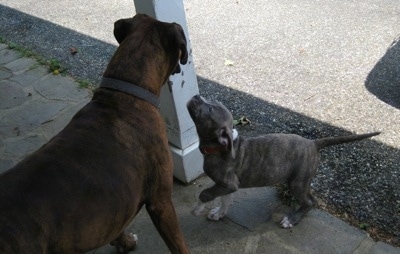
[3,134,47,158]
[0,48,21,65]
[257,209,367,253]
[0,80,29,109]
[41,100,90,140]
[10,64,48,87]
[3,57,37,75]
[0,43,8,50]
[34,73,91,101]
[226,187,279,230]
[0,100,69,138]
[0,159,14,174]
[0,67,12,80]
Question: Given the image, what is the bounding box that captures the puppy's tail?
[314,131,381,150]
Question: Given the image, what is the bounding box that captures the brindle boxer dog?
[187,95,380,229]
[0,14,189,253]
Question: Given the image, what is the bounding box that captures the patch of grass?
[1,38,64,74]
[359,222,370,230]
[8,42,37,59]
[77,79,92,89]
[48,59,62,73]
[1,38,94,91]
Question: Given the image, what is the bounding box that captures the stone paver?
[0,43,91,174]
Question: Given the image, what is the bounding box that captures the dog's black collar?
[100,77,160,109]
[200,129,239,155]
[199,145,228,155]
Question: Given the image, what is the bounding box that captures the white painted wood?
[133,0,203,183]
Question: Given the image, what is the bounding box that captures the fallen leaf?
[234,116,251,126]
[70,47,78,55]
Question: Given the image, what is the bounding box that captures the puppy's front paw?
[280,216,293,229]
[191,201,205,216]
[207,207,225,221]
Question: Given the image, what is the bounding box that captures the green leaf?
[234,116,251,126]
[359,223,370,230]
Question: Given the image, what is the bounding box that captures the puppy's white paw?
[280,216,293,229]
[191,201,205,216]
[207,207,225,221]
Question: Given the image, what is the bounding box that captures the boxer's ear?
[171,42,187,74]
[179,43,188,65]
[174,23,188,65]
[113,19,129,44]
[218,127,236,159]
[178,40,188,65]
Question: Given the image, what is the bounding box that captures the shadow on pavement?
[0,4,399,244]
[365,35,400,109]
[0,4,117,84]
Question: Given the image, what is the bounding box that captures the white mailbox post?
[133,0,203,183]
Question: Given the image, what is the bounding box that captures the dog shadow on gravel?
[197,76,400,244]
[365,35,400,109]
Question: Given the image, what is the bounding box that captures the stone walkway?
[0,43,91,173]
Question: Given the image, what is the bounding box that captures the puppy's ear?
[113,18,130,44]
[218,127,236,159]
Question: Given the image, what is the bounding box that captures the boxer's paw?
[111,232,138,253]
[191,201,205,216]
[280,216,293,229]
[207,207,225,221]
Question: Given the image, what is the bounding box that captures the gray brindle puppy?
[187,95,380,228]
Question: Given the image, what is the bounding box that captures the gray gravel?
[0,0,399,245]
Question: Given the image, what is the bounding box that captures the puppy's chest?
[203,156,235,176]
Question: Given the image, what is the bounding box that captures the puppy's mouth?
[187,94,204,105]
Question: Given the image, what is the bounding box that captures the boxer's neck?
[99,77,160,109]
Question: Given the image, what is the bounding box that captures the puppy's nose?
[194,94,201,100]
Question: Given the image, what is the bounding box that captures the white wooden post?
[133,0,203,183]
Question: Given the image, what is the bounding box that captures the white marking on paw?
[207,194,232,221]
[280,216,293,229]
[208,207,224,221]
[191,201,205,216]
